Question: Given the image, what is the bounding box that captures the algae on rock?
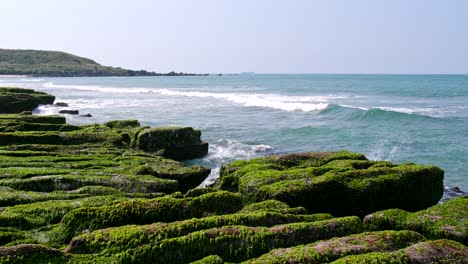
[216,151,444,216]
[364,196,468,245]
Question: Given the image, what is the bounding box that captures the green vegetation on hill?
[0,49,205,77]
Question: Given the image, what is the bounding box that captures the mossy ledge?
[364,196,468,245]
[0,87,55,114]
[0,87,463,263]
[215,151,444,216]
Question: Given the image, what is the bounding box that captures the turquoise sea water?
[1,74,467,194]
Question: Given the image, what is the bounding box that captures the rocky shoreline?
[0,87,466,263]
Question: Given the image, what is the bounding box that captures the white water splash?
[195,139,274,187]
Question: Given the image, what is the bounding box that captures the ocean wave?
[41,83,342,112]
[320,104,439,120]
[189,139,274,187]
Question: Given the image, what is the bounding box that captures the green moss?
[104,120,141,129]
[66,211,333,254]
[331,239,468,264]
[65,254,120,264]
[60,191,243,241]
[246,230,425,263]
[0,88,55,114]
[0,114,65,124]
[0,244,65,263]
[136,127,209,160]
[190,255,224,264]
[364,197,468,245]
[0,195,127,230]
[239,200,306,214]
[0,229,28,246]
[216,151,444,216]
[118,216,363,263]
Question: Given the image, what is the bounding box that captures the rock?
[441,186,467,203]
[190,255,224,264]
[104,119,140,129]
[364,196,468,245]
[0,244,65,263]
[19,111,33,115]
[66,210,332,254]
[135,163,211,192]
[0,87,55,113]
[60,191,243,242]
[331,239,468,264]
[118,216,363,263]
[79,113,92,117]
[215,151,444,217]
[53,102,69,107]
[246,230,425,263]
[58,109,79,115]
[136,127,209,160]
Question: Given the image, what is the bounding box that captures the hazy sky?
[1,0,467,73]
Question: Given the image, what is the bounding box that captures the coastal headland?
[0,87,465,263]
[0,49,207,77]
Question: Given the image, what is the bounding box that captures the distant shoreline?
[0,75,29,78]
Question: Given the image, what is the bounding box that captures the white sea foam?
[41,83,338,112]
[198,139,274,187]
[375,107,435,115]
[20,78,44,82]
[33,105,59,115]
[337,104,438,117]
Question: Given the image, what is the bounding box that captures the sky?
[1,0,467,74]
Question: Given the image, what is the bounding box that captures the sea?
[1,74,467,199]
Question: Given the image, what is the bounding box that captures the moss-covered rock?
[216,151,444,216]
[104,120,140,129]
[118,216,363,263]
[136,127,209,160]
[60,191,243,241]
[239,200,307,214]
[331,239,468,264]
[190,255,224,264]
[0,113,211,196]
[0,195,127,230]
[364,196,468,245]
[0,87,55,114]
[66,210,332,254]
[245,230,425,263]
[0,244,65,263]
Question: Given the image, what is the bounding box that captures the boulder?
[135,163,211,192]
[79,113,92,117]
[66,210,332,254]
[216,151,444,216]
[104,119,140,129]
[0,87,55,113]
[136,127,209,160]
[118,216,363,263]
[246,230,425,263]
[58,109,79,115]
[60,191,243,241]
[53,102,69,107]
[364,196,468,245]
[331,239,468,264]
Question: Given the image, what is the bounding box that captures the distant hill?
[0,49,205,77]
